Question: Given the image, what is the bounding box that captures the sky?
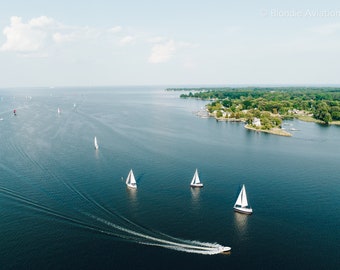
[0,0,340,87]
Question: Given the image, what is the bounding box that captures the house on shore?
[252,117,261,127]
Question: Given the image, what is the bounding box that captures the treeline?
[179,87,340,124]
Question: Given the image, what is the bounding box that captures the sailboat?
[94,136,99,150]
[190,169,203,188]
[233,184,253,214]
[126,169,137,189]
[57,107,61,115]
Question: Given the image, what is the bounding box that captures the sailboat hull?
[190,183,203,188]
[127,183,137,189]
[233,206,253,215]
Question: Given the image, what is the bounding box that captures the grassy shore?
[296,115,323,123]
[244,125,292,137]
[296,115,340,125]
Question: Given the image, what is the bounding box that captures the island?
[167,87,340,137]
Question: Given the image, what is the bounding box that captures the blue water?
[0,86,339,269]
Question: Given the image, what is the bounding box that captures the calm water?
[0,86,339,269]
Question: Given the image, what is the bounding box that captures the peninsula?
[168,87,340,136]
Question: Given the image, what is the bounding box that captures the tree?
[323,112,332,124]
[222,99,232,107]
[216,111,223,118]
[243,99,252,109]
[314,101,332,123]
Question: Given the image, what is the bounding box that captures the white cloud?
[1,16,105,54]
[119,35,135,46]
[0,16,53,52]
[108,26,122,33]
[148,40,197,64]
[53,26,101,44]
[29,16,55,28]
[148,40,176,63]
[53,32,76,43]
[0,15,198,66]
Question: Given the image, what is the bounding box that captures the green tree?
[222,99,232,107]
[324,112,332,124]
[216,111,223,118]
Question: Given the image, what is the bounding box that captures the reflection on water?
[190,187,201,203]
[94,149,99,160]
[126,187,137,204]
[234,212,249,236]
[190,187,202,211]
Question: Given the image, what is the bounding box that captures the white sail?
[235,185,248,207]
[94,136,99,149]
[126,169,137,188]
[240,185,248,207]
[57,107,61,114]
[190,169,203,187]
[234,187,243,207]
[191,169,200,185]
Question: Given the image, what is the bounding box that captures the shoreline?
[244,125,292,137]
[203,112,292,136]
[197,110,338,137]
[296,115,340,125]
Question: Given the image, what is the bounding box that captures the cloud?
[0,15,198,65]
[53,26,101,44]
[108,26,122,33]
[148,40,197,64]
[1,16,104,54]
[52,32,75,43]
[148,40,176,63]
[29,16,55,27]
[119,35,136,46]
[0,16,55,52]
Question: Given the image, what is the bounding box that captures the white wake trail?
[86,213,230,255]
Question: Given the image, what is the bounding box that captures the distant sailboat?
[57,107,61,114]
[233,185,253,214]
[94,136,99,150]
[126,169,137,189]
[190,169,203,188]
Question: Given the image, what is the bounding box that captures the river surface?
[0,86,339,269]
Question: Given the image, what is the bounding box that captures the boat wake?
[86,213,230,255]
[0,185,230,255]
